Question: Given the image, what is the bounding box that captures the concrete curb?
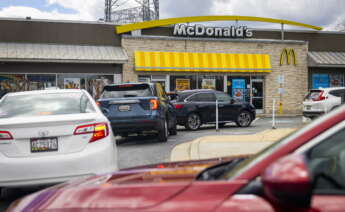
[170,128,297,161]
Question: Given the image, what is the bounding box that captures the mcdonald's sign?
[280,48,297,65]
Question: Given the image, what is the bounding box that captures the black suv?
[97,83,177,142]
[172,89,256,130]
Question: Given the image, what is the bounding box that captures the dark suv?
[172,89,256,130]
[97,83,177,142]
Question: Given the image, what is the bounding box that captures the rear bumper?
[0,137,117,188]
[303,111,324,118]
[110,117,163,135]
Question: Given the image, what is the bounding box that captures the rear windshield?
[305,90,322,100]
[0,92,96,118]
[101,84,153,98]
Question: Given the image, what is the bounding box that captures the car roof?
[104,82,154,87]
[311,87,345,92]
[5,89,85,97]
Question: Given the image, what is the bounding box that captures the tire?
[236,110,252,127]
[169,121,177,135]
[218,123,226,128]
[158,119,168,142]
[185,113,201,130]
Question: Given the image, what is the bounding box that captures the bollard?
[216,100,219,132]
[272,99,276,129]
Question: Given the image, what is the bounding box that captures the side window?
[307,127,345,192]
[215,92,231,103]
[198,93,216,102]
[186,93,199,102]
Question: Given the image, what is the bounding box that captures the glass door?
[251,79,264,114]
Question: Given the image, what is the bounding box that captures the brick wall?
[122,36,308,114]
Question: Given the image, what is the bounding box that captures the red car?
[8,106,345,212]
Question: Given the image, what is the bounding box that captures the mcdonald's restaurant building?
[1,17,345,115]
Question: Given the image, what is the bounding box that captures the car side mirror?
[261,154,312,210]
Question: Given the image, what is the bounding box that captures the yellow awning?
[135,51,271,73]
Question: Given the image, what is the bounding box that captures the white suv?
[303,87,345,119]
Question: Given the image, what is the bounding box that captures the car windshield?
[0,92,95,118]
[101,84,153,98]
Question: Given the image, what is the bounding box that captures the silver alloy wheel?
[187,113,201,130]
[237,111,251,127]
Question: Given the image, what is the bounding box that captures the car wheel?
[169,121,177,136]
[185,113,201,130]
[236,110,252,127]
[158,119,168,142]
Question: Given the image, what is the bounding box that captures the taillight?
[74,123,109,143]
[150,99,159,110]
[96,101,101,106]
[0,131,13,140]
[174,104,184,110]
[312,91,326,101]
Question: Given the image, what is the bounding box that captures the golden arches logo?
[280,48,297,66]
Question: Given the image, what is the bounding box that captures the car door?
[185,92,216,123]
[215,92,239,121]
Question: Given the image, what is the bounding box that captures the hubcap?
[188,114,200,129]
[238,112,251,126]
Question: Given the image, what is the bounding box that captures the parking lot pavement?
[117,116,305,169]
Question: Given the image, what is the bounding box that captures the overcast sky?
[0,0,344,31]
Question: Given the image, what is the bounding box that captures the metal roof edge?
[122,35,307,45]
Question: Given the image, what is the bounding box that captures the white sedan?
[0,89,118,188]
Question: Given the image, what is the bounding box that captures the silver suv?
[303,87,345,119]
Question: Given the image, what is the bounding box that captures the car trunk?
[0,113,99,158]
[98,84,156,121]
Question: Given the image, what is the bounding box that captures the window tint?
[101,84,152,98]
[305,90,322,101]
[186,93,216,102]
[215,92,231,102]
[0,92,95,118]
[307,127,345,192]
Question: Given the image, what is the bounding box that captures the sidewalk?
[170,128,297,161]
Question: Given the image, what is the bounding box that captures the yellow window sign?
[176,79,190,91]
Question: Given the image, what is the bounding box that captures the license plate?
[31,137,58,153]
[118,105,131,112]
[306,106,311,110]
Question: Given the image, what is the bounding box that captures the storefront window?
[227,76,251,103]
[87,75,113,99]
[57,74,86,90]
[0,74,26,93]
[170,75,197,92]
[198,75,224,91]
[27,74,56,90]
[138,75,167,91]
[312,73,344,89]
